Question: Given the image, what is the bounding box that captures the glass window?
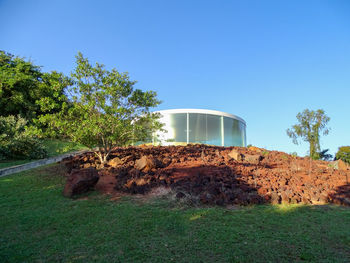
[154,111,246,147]
[239,122,246,146]
[189,113,207,144]
[224,117,245,146]
[206,114,222,146]
[169,113,187,144]
[223,117,234,146]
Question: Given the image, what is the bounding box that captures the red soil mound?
[61,145,350,206]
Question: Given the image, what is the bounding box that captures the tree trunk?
[94,150,112,165]
[310,138,317,160]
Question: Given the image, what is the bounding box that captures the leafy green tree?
[0,115,47,160]
[335,146,350,164]
[287,109,330,160]
[41,52,162,164]
[318,149,333,161]
[0,50,70,121]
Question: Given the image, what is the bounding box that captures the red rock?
[248,146,263,153]
[280,192,289,204]
[335,160,348,171]
[244,154,263,164]
[108,157,123,168]
[134,156,156,172]
[301,196,311,204]
[63,167,99,197]
[61,145,350,206]
[270,192,280,204]
[228,149,243,161]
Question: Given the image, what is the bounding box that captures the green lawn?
[0,159,32,169]
[42,139,86,157]
[0,140,86,169]
[1,165,350,262]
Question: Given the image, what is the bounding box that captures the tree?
[0,115,47,160]
[287,109,330,160]
[0,50,69,121]
[318,149,333,161]
[335,146,350,164]
[42,52,162,164]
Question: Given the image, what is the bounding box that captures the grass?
[0,139,87,169]
[42,139,86,157]
[1,165,350,262]
[0,159,31,169]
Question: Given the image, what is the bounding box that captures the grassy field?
[1,165,350,262]
[0,139,86,169]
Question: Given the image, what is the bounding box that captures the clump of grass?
[281,154,289,160]
[261,151,269,157]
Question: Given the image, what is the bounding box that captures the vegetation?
[40,52,162,164]
[1,165,349,262]
[290,152,298,157]
[0,50,76,165]
[0,139,86,169]
[287,109,330,160]
[335,146,350,164]
[0,115,47,160]
[42,139,86,157]
[318,149,333,161]
[0,50,70,121]
[0,50,161,165]
[0,159,31,169]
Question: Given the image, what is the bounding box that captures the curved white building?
[153,109,246,147]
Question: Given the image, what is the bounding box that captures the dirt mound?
[61,145,350,206]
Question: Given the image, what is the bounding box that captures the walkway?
[0,150,89,177]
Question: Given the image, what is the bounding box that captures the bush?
[0,115,47,160]
[335,146,350,164]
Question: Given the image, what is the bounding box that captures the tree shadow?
[329,184,350,206]
[112,164,269,206]
[109,161,350,207]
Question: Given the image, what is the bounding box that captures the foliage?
[318,149,333,161]
[1,165,350,262]
[0,115,47,160]
[287,109,330,160]
[41,52,162,164]
[335,146,350,164]
[0,139,87,169]
[42,139,86,157]
[0,50,70,122]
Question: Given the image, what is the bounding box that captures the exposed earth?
[61,145,350,206]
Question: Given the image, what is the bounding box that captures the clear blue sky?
[1,0,349,156]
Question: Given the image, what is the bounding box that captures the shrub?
[0,115,47,160]
[335,146,350,164]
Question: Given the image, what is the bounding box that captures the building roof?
[155,108,246,125]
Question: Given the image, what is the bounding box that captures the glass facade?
[168,113,187,143]
[156,109,246,147]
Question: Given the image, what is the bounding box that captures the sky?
[1,0,349,157]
